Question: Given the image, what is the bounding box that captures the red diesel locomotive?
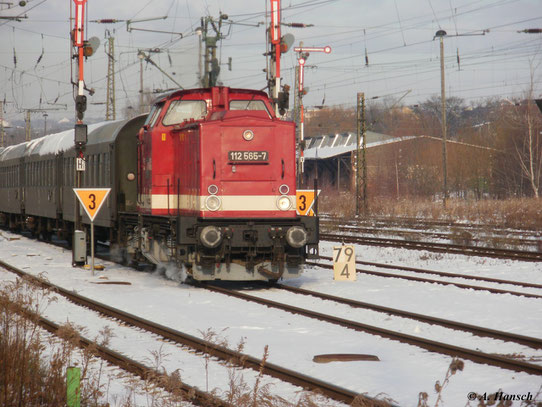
[133,86,318,280]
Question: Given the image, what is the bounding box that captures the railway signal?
[293,44,331,179]
[296,189,320,216]
[71,0,100,265]
[73,188,111,274]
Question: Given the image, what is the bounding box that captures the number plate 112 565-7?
[228,151,268,162]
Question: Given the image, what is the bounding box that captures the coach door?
[18,158,24,213]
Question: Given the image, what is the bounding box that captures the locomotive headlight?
[243,130,254,141]
[285,226,308,248]
[276,196,292,211]
[126,172,136,181]
[205,195,221,211]
[200,226,222,248]
[279,184,289,195]
[208,184,219,195]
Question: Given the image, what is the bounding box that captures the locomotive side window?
[162,100,207,125]
[230,100,271,117]
[145,102,165,128]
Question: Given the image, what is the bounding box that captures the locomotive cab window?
[145,102,165,128]
[230,100,271,117]
[162,100,207,125]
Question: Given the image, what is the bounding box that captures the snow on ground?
[0,230,541,406]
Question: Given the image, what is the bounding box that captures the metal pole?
[356,93,362,216]
[91,221,95,275]
[139,57,144,114]
[0,101,4,147]
[361,92,368,214]
[106,36,116,120]
[439,35,448,208]
[43,113,48,136]
[294,64,301,187]
[25,110,31,142]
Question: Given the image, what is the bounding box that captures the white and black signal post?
[292,45,331,182]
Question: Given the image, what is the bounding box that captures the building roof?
[303,132,496,160]
[304,131,408,160]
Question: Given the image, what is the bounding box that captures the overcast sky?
[1,0,541,126]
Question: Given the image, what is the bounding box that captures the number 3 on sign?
[333,245,356,281]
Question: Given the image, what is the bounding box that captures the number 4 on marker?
[340,263,350,278]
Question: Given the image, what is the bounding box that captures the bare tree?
[505,64,542,198]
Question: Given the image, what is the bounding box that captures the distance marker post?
[333,245,356,281]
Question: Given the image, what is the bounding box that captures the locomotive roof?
[0,116,146,162]
[151,86,269,104]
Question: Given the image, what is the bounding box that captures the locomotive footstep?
[313,354,380,363]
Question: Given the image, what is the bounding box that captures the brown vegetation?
[305,92,541,201]
[319,193,542,229]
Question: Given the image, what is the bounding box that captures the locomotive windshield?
[230,100,271,117]
[162,100,207,125]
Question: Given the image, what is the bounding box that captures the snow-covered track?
[323,216,542,237]
[323,223,541,250]
[198,282,542,377]
[271,282,542,350]
[0,259,367,406]
[321,233,542,262]
[312,258,542,299]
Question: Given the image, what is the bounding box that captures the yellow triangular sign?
[296,189,320,216]
[73,188,111,222]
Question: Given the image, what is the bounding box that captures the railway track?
[323,216,542,237]
[347,257,542,290]
[322,223,541,250]
[0,259,368,406]
[270,282,542,350]
[321,232,542,262]
[197,283,542,377]
[309,258,542,300]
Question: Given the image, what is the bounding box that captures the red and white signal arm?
[73,0,87,47]
[293,46,332,54]
[270,0,281,44]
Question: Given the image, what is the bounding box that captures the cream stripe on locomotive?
[142,194,296,212]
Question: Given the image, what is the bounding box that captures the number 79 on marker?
[333,245,356,281]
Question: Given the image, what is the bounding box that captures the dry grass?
[319,191,542,229]
[0,277,190,407]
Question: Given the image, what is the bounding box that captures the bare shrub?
[318,187,542,229]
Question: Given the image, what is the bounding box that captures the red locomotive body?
[136,86,318,281]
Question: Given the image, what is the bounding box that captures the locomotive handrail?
[136,139,143,205]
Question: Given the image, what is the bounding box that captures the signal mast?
[267,0,294,116]
[71,0,99,264]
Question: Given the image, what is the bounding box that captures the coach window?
[230,100,271,118]
[162,100,207,125]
